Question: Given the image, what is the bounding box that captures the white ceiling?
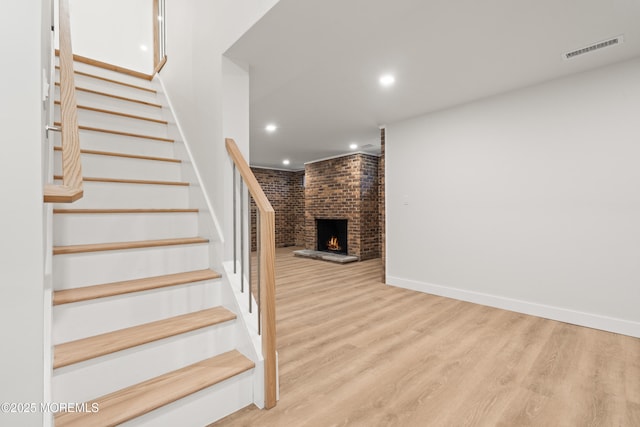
[225,0,640,170]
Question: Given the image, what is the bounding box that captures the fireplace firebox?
[316,219,348,255]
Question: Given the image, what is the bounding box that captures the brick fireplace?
[304,153,380,260]
[251,150,381,262]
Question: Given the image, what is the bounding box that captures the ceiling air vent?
[361,144,374,148]
[564,35,624,60]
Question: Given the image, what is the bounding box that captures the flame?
[327,236,342,251]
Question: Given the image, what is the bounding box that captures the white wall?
[160,0,279,260]
[68,0,154,73]
[386,57,640,337]
[222,57,251,261]
[0,1,48,425]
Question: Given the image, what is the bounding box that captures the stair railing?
[44,0,83,203]
[225,138,277,409]
[153,0,168,74]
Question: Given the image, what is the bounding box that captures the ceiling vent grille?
[564,35,624,60]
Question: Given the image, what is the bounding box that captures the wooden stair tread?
[53,208,198,214]
[55,350,254,427]
[53,146,180,163]
[53,121,173,142]
[55,82,162,107]
[54,307,236,369]
[44,184,83,203]
[53,175,189,186]
[53,237,209,255]
[56,66,157,93]
[55,101,167,124]
[53,269,220,305]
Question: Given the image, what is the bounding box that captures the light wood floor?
[213,247,640,427]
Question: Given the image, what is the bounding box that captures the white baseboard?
[387,276,640,338]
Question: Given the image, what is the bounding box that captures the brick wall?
[250,168,305,249]
[304,153,380,260]
[292,171,306,245]
[360,154,380,260]
[379,129,386,279]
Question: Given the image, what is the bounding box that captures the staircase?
[50,60,260,426]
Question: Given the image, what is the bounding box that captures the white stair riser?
[55,86,164,120]
[53,244,209,289]
[121,371,254,427]
[55,106,169,137]
[68,61,157,89]
[53,322,238,403]
[56,70,159,104]
[52,130,176,158]
[52,181,189,210]
[53,281,223,343]
[53,212,198,246]
[55,59,157,89]
[53,151,182,182]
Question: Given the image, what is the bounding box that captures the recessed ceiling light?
[266,124,277,132]
[282,159,290,165]
[140,44,148,52]
[349,143,358,150]
[379,74,395,87]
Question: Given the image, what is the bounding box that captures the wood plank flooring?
[213,247,640,427]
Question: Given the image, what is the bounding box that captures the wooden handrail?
[225,138,277,409]
[153,0,167,74]
[153,0,160,67]
[45,0,83,203]
[153,56,168,75]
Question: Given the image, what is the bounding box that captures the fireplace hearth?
[316,219,348,255]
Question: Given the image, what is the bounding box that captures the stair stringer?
[223,261,269,408]
[153,75,265,409]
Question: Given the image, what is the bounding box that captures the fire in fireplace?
[316,219,348,255]
[326,236,341,251]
